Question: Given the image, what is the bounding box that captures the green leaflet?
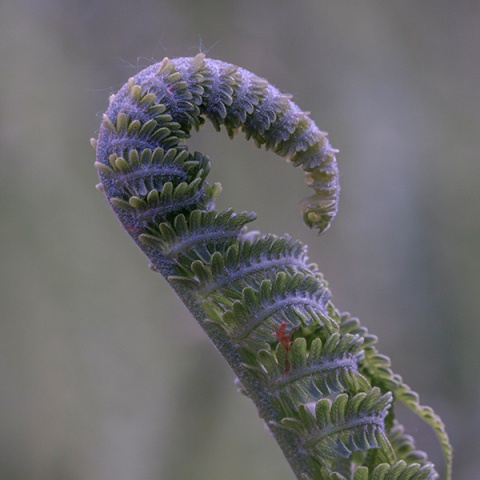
[93,54,451,480]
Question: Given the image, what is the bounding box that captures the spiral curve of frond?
[93,54,451,480]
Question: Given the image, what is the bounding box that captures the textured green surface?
[93,55,451,479]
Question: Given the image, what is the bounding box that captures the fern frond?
[359,335,452,478]
[250,334,371,404]
[218,272,332,346]
[198,234,320,294]
[93,54,450,480]
[138,208,256,262]
[277,388,394,462]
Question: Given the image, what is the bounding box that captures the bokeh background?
[1,1,479,478]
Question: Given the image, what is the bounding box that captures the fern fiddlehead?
[92,54,452,479]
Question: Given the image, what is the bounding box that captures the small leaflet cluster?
[93,54,451,480]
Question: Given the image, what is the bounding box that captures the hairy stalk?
[92,54,451,479]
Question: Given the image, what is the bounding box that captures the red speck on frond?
[274,321,299,374]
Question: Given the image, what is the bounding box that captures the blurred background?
[1,1,478,478]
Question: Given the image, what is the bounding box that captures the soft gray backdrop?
[1,1,478,478]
